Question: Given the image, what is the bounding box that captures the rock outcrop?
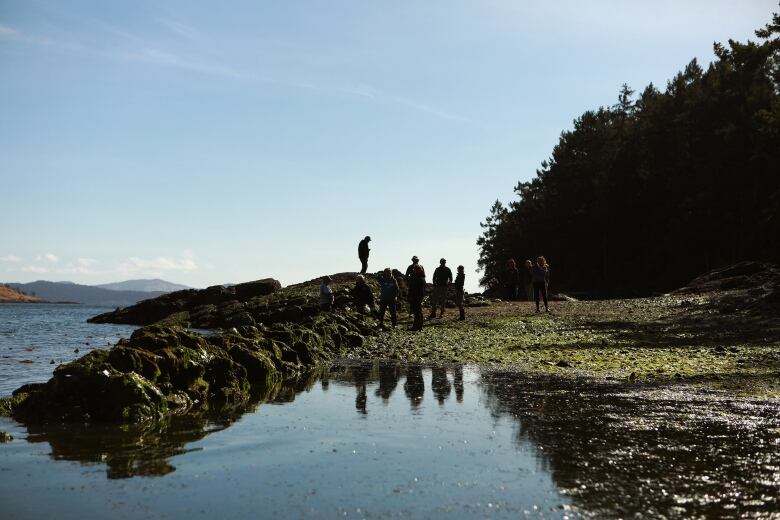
[89,278,283,328]
[6,308,373,423]
[674,261,780,311]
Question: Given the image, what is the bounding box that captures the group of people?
[502,256,551,312]
[405,256,466,330]
[318,237,469,331]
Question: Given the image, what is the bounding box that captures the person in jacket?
[429,258,453,319]
[407,264,426,331]
[358,236,371,274]
[504,259,519,301]
[454,265,466,321]
[404,256,420,281]
[319,275,334,311]
[531,256,550,312]
[352,275,376,315]
[378,268,400,329]
[403,256,420,315]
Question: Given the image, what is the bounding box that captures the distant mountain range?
[95,279,190,293]
[5,279,191,307]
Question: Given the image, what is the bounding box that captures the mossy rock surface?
[9,304,374,424]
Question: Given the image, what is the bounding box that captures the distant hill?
[6,281,165,307]
[95,279,190,293]
[0,285,45,303]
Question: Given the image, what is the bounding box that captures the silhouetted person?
[319,275,334,311]
[352,274,376,315]
[404,256,419,315]
[358,236,371,274]
[454,265,466,321]
[532,255,550,312]
[429,258,452,319]
[378,268,399,329]
[404,365,425,409]
[407,263,426,331]
[431,367,452,406]
[522,259,533,301]
[453,366,464,403]
[504,259,519,301]
[376,364,400,401]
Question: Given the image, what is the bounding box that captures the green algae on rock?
[4,306,375,423]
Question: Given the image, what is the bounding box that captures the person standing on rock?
[455,265,466,321]
[358,236,371,274]
[404,256,420,315]
[352,275,376,316]
[407,264,426,331]
[320,275,334,311]
[532,256,550,313]
[378,268,400,329]
[522,259,533,301]
[404,256,420,281]
[429,258,452,319]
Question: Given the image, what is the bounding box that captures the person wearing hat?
[404,256,420,282]
[404,256,420,316]
[429,258,452,319]
[407,263,426,331]
[358,236,371,274]
[319,275,334,311]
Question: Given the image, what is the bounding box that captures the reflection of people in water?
[431,367,452,406]
[453,366,464,403]
[376,363,400,402]
[351,365,371,415]
[404,365,425,409]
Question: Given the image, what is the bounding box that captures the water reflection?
[7,361,780,518]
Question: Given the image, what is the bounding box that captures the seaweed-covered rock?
[6,308,373,424]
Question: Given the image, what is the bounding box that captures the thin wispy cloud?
[157,19,198,38]
[21,265,49,274]
[0,254,22,263]
[34,253,59,263]
[0,21,472,124]
[117,256,199,277]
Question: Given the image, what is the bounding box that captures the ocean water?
[0,303,138,396]
[1,304,779,518]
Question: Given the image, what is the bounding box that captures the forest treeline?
[478,10,780,297]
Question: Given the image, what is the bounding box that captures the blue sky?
[1,0,776,292]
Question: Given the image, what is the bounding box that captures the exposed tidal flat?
[1,264,780,518]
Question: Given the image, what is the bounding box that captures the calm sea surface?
[1,304,779,518]
[0,303,137,396]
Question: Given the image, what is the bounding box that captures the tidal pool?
[1,361,779,519]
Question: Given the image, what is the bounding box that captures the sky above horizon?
[1,1,776,292]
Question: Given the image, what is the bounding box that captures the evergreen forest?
[477,9,780,296]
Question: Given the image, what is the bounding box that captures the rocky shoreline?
[2,275,378,424]
[3,261,779,425]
